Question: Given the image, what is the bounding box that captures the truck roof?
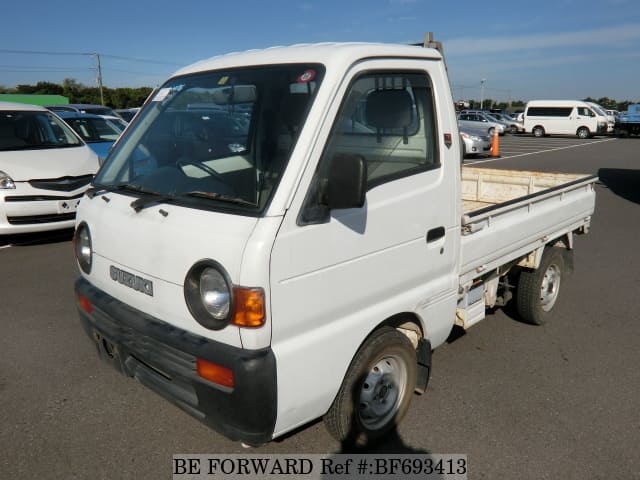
[173,42,443,78]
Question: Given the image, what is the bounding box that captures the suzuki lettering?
[109,266,154,296]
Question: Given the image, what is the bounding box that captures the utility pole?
[480,79,486,110]
[413,32,447,70]
[422,32,446,70]
[93,53,105,106]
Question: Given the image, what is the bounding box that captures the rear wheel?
[488,127,495,136]
[577,127,591,139]
[532,126,545,137]
[324,327,416,447]
[516,248,566,325]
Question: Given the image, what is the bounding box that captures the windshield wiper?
[180,191,258,207]
[130,191,175,212]
[130,190,257,213]
[87,182,149,199]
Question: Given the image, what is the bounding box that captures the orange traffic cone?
[490,130,500,157]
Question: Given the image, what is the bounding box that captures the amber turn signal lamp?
[196,358,235,388]
[232,287,266,328]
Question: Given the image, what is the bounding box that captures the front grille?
[7,212,76,225]
[28,175,93,192]
[4,193,84,202]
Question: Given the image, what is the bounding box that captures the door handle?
[426,226,445,243]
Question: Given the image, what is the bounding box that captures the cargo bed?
[459,167,597,284]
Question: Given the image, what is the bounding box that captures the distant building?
[0,94,69,106]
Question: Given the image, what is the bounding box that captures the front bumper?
[0,177,92,234]
[75,278,277,445]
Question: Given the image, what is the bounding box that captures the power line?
[100,53,183,66]
[0,49,182,66]
[0,49,88,56]
[105,67,175,75]
[0,68,90,73]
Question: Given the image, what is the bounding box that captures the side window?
[320,71,439,189]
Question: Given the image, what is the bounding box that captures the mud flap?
[415,338,432,394]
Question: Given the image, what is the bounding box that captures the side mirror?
[325,153,367,210]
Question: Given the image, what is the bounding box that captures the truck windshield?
[95,64,325,214]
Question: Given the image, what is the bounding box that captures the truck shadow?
[336,426,430,454]
[320,427,451,480]
[597,168,640,205]
[0,228,74,247]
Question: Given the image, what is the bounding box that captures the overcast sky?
[1,0,638,102]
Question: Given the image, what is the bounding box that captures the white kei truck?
[74,42,597,447]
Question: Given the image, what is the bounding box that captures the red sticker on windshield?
[297,69,316,83]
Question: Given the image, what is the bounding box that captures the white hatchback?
[0,102,99,234]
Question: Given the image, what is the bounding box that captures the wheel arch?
[532,125,545,136]
[576,125,591,138]
[366,312,431,394]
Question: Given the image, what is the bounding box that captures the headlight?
[461,133,481,141]
[184,260,234,330]
[200,268,231,319]
[74,222,93,274]
[0,171,15,189]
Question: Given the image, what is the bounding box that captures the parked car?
[585,102,615,133]
[459,125,492,157]
[487,112,524,133]
[0,102,99,234]
[46,103,124,120]
[56,112,127,164]
[458,111,505,136]
[115,107,140,122]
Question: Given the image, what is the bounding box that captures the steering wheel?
[177,159,226,181]
[176,158,237,196]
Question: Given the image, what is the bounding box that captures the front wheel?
[510,125,519,134]
[516,248,567,325]
[324,327,417,447]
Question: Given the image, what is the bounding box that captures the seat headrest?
[0,122,15,138]
[365,89,413,130]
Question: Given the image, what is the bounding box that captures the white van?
[524,100,608,139]
[0,102,99,234]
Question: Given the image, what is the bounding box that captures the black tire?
[488,127,495,136]
[516,248,566,325]
[324,327,417,447]
[577,127,591,139]
[532,126,545,137]
[510,125,518,134]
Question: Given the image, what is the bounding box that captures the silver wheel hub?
[358,356,407,429]
[540,264,561,311]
